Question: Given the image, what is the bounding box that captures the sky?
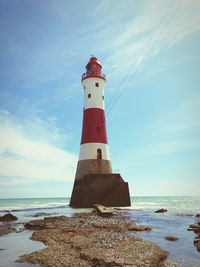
[0,0,200,198]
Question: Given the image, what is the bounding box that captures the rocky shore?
[188,214,200,253]
[0,213,23,237]
[12,210,177,267]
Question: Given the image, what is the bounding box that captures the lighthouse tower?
[70,56,131,208]
[75,56,112,180]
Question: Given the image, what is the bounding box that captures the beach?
[0,196,200,266]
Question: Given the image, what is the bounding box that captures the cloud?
[0,110,78,185]
[135,139,200,159]
[98,0,200,79]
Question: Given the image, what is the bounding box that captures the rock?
[195,214,200,218]
[188,224,199,229]
[94,204,113,217]
[70,235,90,250]
[188,219,200,252]
[176,214,193,217]
[32,212,52,218]
[16,213,174,266]
[164,236,179,241]
[161,260,179,267]
[0,213,18,222]
[0,224,17,236]
[127,225,152,232]
[24,216,70,230]
[79,239,169,267]
[24,220,46,230]
[194,239,200,252]
[188,224,200,233]
[155,209,168,213]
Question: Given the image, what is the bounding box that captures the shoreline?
[0,203,200,266]
[1,209,178,267]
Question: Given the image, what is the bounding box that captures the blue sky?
[0,0,200,198]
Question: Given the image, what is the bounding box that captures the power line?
[106,0,183,117]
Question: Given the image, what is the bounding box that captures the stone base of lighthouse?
[70,172,131,208]
[74,159,112,180]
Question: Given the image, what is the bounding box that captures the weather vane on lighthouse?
[70,56,130,208]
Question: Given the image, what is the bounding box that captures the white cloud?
[135,139,200,159]
[99,0,200,78]
[0,110,78,185]
[0,178,33,186]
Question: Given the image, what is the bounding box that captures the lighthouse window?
[102,96,104,100]
[96,126,101,135]
[97,148,102,160]
[88,93,91,98]
[95,82,99,87]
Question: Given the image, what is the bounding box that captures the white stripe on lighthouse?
[82,77,106,110]
[79,143,110,161]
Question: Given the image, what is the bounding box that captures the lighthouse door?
[97,148,102,160]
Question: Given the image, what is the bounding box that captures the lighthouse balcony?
[81,72,106,81]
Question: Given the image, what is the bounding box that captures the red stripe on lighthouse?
[81,108,108,144]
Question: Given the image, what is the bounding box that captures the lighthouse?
[70,56,131,208]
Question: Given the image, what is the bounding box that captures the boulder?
[188,220,200,252]
[164,236,179,241]
[93,204,113,217]
[195,214,200,218]
[194,239,200,252]
[188,224,199,229]
[155,209,168,213]
[0,213,18,222]
[0,224,16,236]
[24,216,71,230]
[188,224,200,233]
[24,220,46,230]
[127,225,152,232]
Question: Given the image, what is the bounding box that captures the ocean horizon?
[0,195,200,214]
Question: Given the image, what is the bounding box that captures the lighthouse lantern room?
[70,56,131,208]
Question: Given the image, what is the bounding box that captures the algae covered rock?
[164,236,179,241]
[0,213,18,222]
[155,209,168,213]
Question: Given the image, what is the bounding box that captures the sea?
[0,196,200,267]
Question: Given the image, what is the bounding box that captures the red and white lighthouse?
[70,56,130,208]
[76,56,112,180]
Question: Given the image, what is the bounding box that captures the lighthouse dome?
[82,56,106,81]
[87,56,102,67]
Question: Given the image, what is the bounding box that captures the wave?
[0,204,70,213]
[0,196,200,214]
